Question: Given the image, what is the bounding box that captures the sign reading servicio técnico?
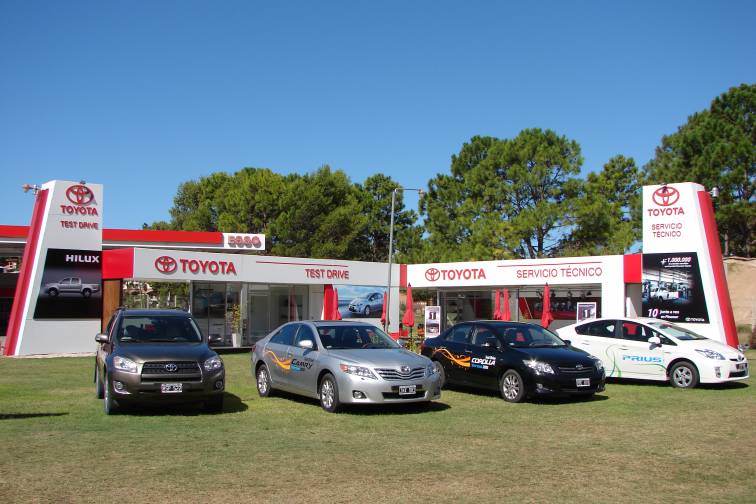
[641,252,709,324]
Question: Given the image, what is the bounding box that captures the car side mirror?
[95,333,109,344]
[648,336,661,346]
[298,339,314,350]
[483,336,500,349]
[562,339,571,346]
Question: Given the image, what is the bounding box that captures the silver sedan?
[251,321,442,412]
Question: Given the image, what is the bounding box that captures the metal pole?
[385,188,397,331]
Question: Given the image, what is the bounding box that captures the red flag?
[380,290,387,325]
[322,285,334,320]
[401,284,415,327]
[493,289,501,320]
[502,288,511,321]
[334,288,342,320]
[541,284,554,328]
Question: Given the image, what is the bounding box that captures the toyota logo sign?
[652,186,680,207]
[164,363,178,372]
[154,256,178,274]
[425,268,441,282]
[65,184,95,206]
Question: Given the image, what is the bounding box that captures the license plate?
[398,385,416,395]
[161,383,182,393]
[737,363,747,371]
[576,378,590,387]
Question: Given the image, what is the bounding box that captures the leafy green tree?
[422,130,583,260]
[269,166,367,259]
[644,83,755,257]
[561,155,642,255]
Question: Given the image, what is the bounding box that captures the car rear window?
[118,316,203,343]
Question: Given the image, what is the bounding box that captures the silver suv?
[251,321,441,412]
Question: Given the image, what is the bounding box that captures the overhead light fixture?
[21,184,41,195]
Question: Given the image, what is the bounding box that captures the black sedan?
[420,321,605,402]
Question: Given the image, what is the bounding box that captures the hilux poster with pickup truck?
[641,252,709,323]
[34,248,102,319]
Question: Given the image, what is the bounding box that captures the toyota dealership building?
[0,179,738,356]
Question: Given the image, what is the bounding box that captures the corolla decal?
[265,350,292,370]
[433,347,471,368]
[471,356,496,369]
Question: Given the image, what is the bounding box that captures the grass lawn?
[1,352,755,504]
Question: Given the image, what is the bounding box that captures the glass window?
[472,326,496,347]
[270,323,298,346]
[495,324,566,348]
[294,325,317,348]
[620,322,654,343]
[316,325,398,350]
[117,316,202,343]
[448,324,472,344]
[647,321,707,340]
[576,320,616,338]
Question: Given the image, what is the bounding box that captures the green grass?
[1,352,755,503]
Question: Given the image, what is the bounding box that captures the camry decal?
[433,347,471,368]
[265,350,292,370]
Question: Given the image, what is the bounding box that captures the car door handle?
[464,349,472,354]
[619,347,629,350]
[581,340,590,345]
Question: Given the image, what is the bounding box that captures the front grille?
[375,367,425,381]
[558,365,595,374]
[382,391,426,400]
[729,370,748,378]
[141,361,201,382]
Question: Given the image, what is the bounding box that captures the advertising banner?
[337,285,384,320]
[576,302,597,322]
[34,248,102,319]
[642,252,709,323]
[424,306,441,337]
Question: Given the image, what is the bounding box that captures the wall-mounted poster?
[642,252,709,323]
[34,248,102,319]
[337,285,384,320]
[576,302,597,322]
[424,306,441,337]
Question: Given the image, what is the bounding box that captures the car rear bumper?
[336,373,442,404]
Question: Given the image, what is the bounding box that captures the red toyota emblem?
[652,186,680,207]
[154,256,177,274]
[425,267,440,282]
[66,185,95,206]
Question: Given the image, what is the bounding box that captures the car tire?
[48,288,58,297]
[256,364,273,397]
[319,373,341,413]
[499,369,526,403]
[82,289,92,298]
[433,361,446,388]
[204,395,224,413]
[363,306,370,316]
[95,365,104,399]
[669,361,699,389]
[103,373,118,415]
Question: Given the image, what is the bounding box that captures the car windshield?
[647,322,707,341]
[493,324,567,348]
[117,316,203,343]
[317,325,399,350]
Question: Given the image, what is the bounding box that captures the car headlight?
[695,349,725,360]
[204,356,224,372]
[524,360,554,375]
[113,356,138,373]
[339,363,377,379]
[590,357,604,372]
[426,363,438,376]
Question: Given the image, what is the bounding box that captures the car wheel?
[48,288,58,297]
[204,395,224,413]
[95,365,104,399]
[433,361,446,388]
[670,361,699,389]
[103,373,118,415]
[82,289,92,298]
[363,306,371,316]
[319,373,341,413]
[499,370,526,403]
[256,364,273,397]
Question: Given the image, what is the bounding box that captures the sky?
[1,1,754,229]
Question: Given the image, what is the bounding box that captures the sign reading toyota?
[153,254,237,276]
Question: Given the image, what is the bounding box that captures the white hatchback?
[557,318,749,388]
